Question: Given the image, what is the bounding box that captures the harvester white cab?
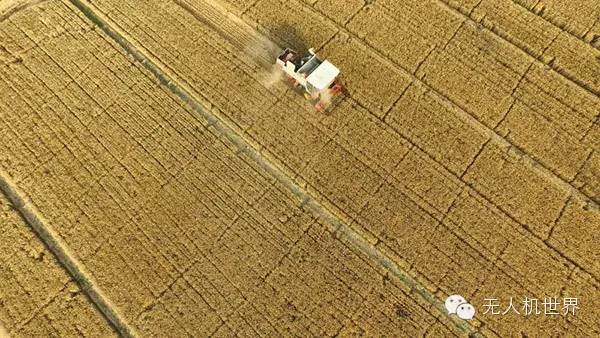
[276,47,344,112]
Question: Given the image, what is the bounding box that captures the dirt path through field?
[0,170,134,337]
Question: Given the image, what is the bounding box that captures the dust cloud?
[242,34,285,89]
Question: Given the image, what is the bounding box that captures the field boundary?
[0,170,136,338]
[65,0,480,335]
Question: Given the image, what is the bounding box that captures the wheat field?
[0,0,599,336]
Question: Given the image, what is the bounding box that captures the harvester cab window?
[279,49,295,61]
[299,55,312,67]
[293,59,302,71]
[293,55,310,72]
[298,56,322,75]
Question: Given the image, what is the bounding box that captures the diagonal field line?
[65,0,481,335]
[0,170,137,338]
[508,0,600,50]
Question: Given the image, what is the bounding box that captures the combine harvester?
[276,48,345,112]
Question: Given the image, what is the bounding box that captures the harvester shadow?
[265,23,309,56]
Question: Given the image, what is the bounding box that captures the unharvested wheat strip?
[0,170,137,338]
[64,0,479,335]
[436,0,600,97]
[350,9,600,209]
[435,98,599,212]
[510,0,600,47]
[0,24,159,189]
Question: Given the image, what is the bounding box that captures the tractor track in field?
[65,0,481,335]
[173,0,245,52]
[0,169,137,338]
